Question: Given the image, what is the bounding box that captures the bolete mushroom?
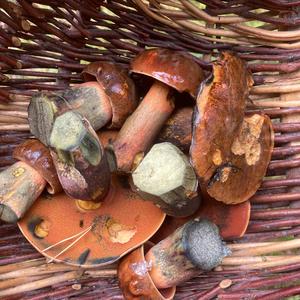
[81,61,137,129]
[118,243,176,300]
[28,62,137,146]
[119,219,229,293]
[49,111,110,204]
[145,219,230,289]
[190,52,274,204]
[0,139,61,223]
[132,142,200,217]
[112,48,203,173]
[18,175,165,267]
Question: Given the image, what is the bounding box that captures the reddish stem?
[113,81,174,172]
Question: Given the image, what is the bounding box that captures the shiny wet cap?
[130,48,204,98]
[82,62,137,128]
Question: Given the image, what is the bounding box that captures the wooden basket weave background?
[1,0,300,299]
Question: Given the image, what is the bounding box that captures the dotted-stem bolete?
[118,219,230,295]
[112,48,203,173]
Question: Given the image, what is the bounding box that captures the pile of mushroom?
[0,49,274,299]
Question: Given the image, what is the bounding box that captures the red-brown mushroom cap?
[18,175,165,267]
[118,243,176,300]
[82,62,138,128]
[130,48,204,98]
[13,139,61,194]
[190,52,273,204]
[151,194,251,244]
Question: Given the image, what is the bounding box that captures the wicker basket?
[1,0,300,299]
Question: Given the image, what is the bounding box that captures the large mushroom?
[112,48,204,173]
[146,219,230,289]
[190,52,274,204]
[132,142,200,217]
[0,139,61,223]
[28,62,137,146]
[118,219,230,293]
[18,175,165,267]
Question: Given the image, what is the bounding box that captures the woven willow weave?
[1,0,300,299]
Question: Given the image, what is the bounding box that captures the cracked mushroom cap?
[131,48,204,98]
[13,139,62,194]
[82,62,138,128]
[118,243,176,300]
[18,175,165,267]
[190,52,273,204]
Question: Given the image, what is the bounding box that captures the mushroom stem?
[113,80,174,173]
[145,219,230,289]
[50,111,111,203]
[0,161,46,223]
[132,142,200,217]
[28,82,112,146]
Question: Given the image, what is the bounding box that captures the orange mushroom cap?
[118,243,176,300]
[151,194,251,244]
[18,175,165,267]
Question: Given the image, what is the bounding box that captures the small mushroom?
[151,194,251,243]
[118,243,176,300]
[81,61,137,128]
[0,139,61,223]
[28,62,137,146]
[132,142,200,217]
[13,139,62,194]
[112,48,204,173]
[18,175,165,267]
[190,52,274,204]
[49,111,110,203]
[145,219,230,289]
